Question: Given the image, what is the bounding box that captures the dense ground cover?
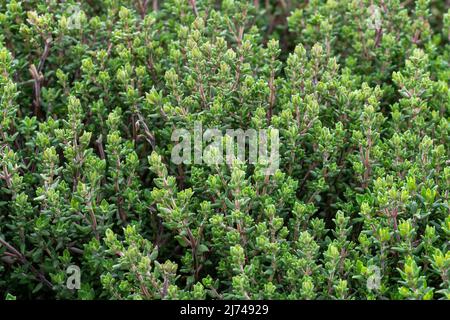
[0,0,449,300]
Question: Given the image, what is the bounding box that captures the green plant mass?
[0,0,449,300]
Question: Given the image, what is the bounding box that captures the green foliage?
[0,0,448,300]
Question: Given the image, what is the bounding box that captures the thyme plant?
[0,0,448,300]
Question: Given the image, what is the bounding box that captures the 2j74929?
[223,304,269,317]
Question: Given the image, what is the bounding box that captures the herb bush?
[0,0,449,300]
